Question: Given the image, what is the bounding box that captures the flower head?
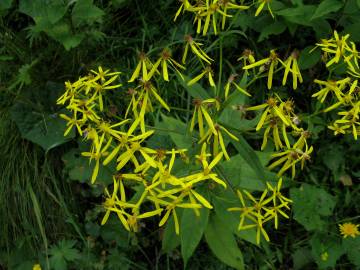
[339,222,360,238]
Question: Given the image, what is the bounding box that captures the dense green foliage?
[1,0,360,269]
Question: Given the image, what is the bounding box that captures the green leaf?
[219,153,278,191]
[157,114,194,149]
[181,207,209,266]
[178,75,211,100]
[212,195,257,245]
[0,0,12,11]
[162,214,180,253]
[357,0,360,8]
[19,0,67,24]
[72,0,105,26]
[290,184,336,231]
[10,103,75,152]
[321,144,345,181]
[310,233,344,269]
[298,46,322,70]
[49,240,81,270]
[292,248,313,270]
[47,1,67,24]
[343,23,360,42]
[310,0,343,20]
[311,19,332,39]
[231,133,267,181]
[276,5,316,26]
[343,237,360,266]
[205,214,244,270]
[99,216,130,248]
[62,147,114,185]
[258,21,287,42]
[46,21,84,50]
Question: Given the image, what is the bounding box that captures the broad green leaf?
[298,46,322,70]
[46,2,68,24]
[212,195,257,245]
[49,240,81,270]
[311,19,332,39]
[205,214,244,270]
[231,133,267,181]
[179,75,211,100]
[218,90,256,132]
[310,233,344,269]
[99,216,130,248]
[290,184,336,231]
[292,248,313,270]
[357,0,360,8]
[343,23,360,42]
[10,103,75,152]
[181,208,209,266]
[162,214,181,253]
[19,0,67,23]
[72,0,105,26]
[343,237,360,266]
[258,21,287,42]
[276,5,316,26]
[219,153,278,191]
[311,0,343,20]
[321,145,345,181]
[19,0,45,18]
[62,147,114,185]
[0,0,12,11]
[157,114,194,149]
[46,21,84,50]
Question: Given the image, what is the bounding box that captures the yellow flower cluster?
[174,0,249,35]
[314,30,359,70]
[243,49,303,90]
[246,96,312,178]
[312,31,360,140]
[57,65,231,234]
[101,143,227,234]
[228,178,292,245]
[190,98,239,159]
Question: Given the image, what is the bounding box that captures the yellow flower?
[90,66,121,82]
[339,222,360,238]
[199,123,239,160]
[312,78,350,103]
[218,1,249,30]
[187,65,215,87]
[182,35,213,64]
[59,113,85,136]
[82,134,113,183]
[328,122,348,135]
[224,74,251,99]
[148,48,186,81]
[33,264,42,270]
[255,0,274,18]
[190,98,220,138]
[321,252,329,261]
[237,49,256,72]
[282,50,303,90]
[268,137,313,179]
[228,178,291,244]
[128,51,154,82]
[323,79,358,112]
[174,0,193,21]
[315,30,351,67]
[243,50,282,89]
[246,97,291,132]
